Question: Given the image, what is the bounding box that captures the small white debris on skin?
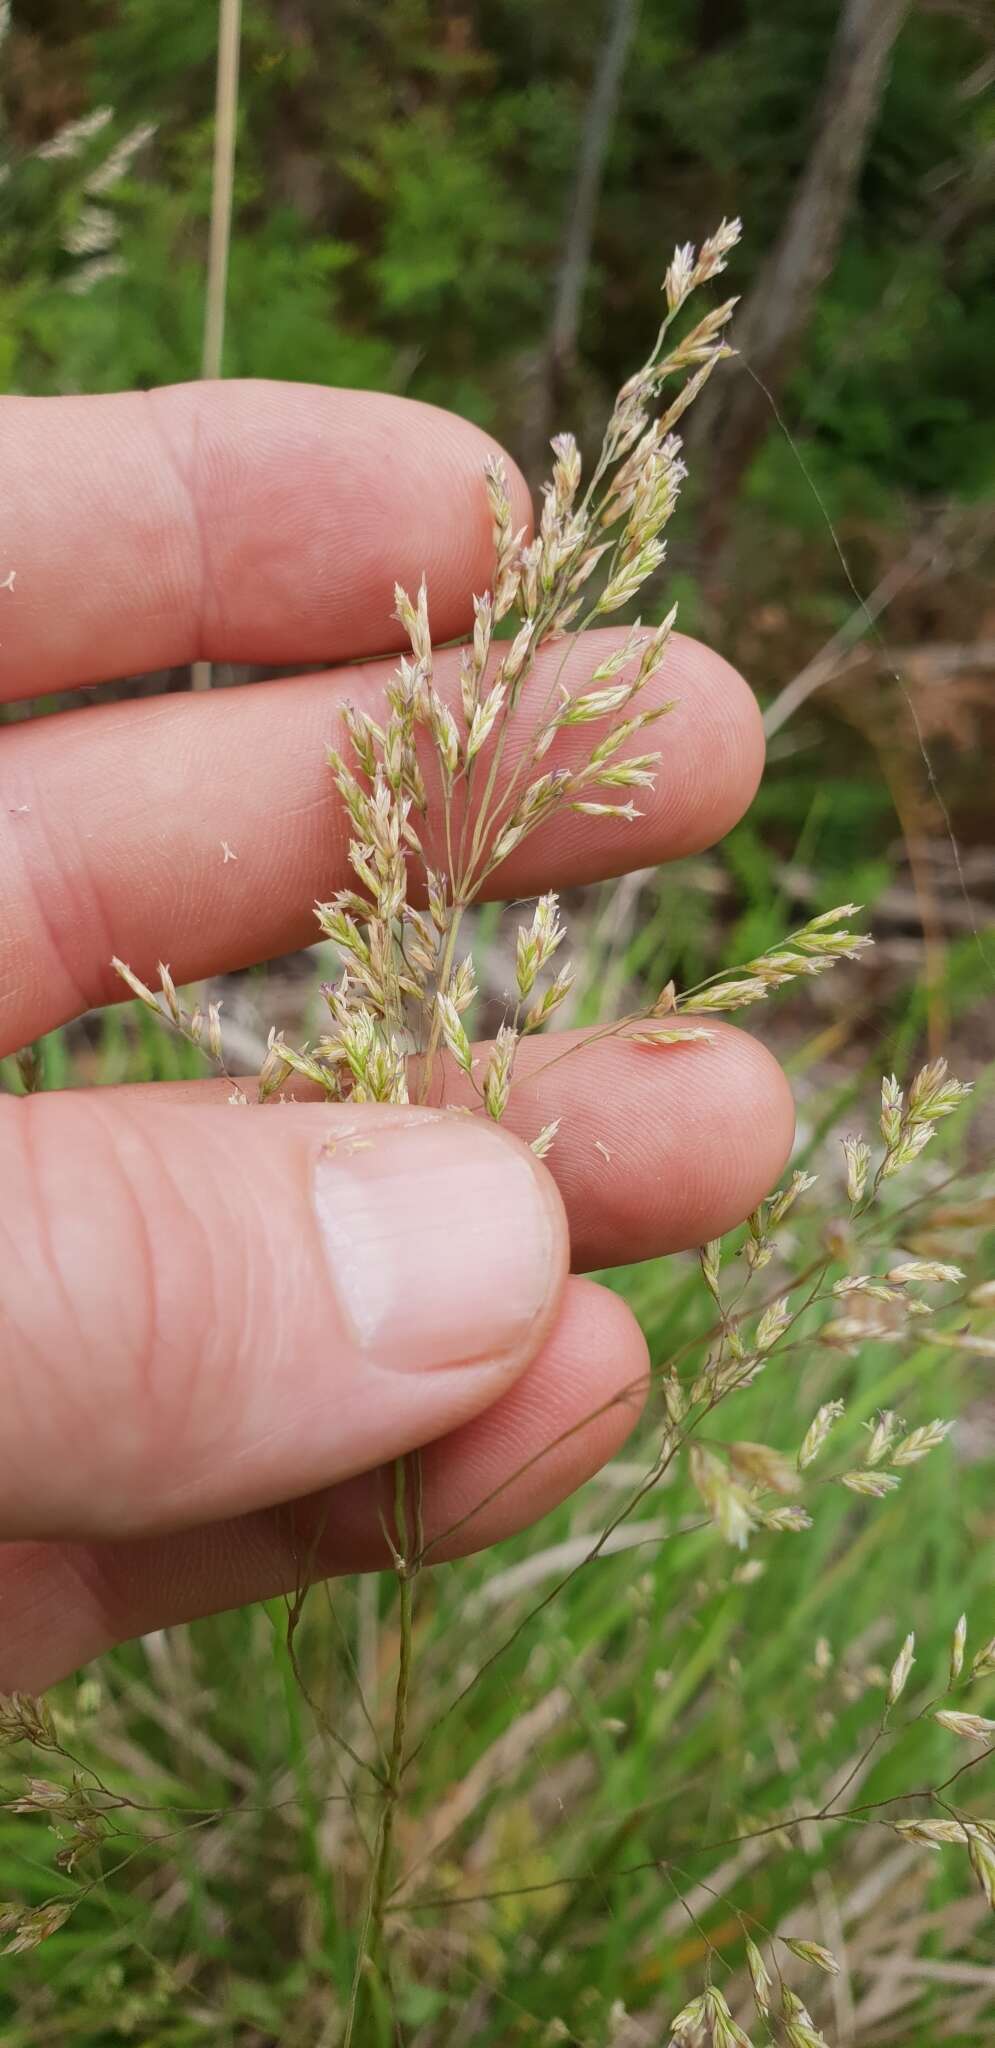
[594,1139,612,1162]
[221,840,238,862]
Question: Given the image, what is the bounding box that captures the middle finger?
[0,629,762,1054]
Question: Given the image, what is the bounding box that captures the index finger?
[0,380,532,701]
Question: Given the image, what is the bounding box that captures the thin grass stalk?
[192,0,242,693]
[344,1458,417,2043]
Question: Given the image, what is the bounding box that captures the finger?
[106,1022,796,1274]
[0,382,532,700]
[1,631,762,1050]
[428,1022,796,1271]
[0,1095,568,1540]
[0,1279,647,1691]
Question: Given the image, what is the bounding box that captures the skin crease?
[0,379,795,1686]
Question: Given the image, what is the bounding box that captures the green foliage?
[3,0,992,520]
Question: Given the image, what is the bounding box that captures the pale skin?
[0,381,795,1690]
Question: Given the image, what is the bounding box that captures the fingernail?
[314,1116,563,1373]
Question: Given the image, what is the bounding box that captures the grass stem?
[192,0,242,694]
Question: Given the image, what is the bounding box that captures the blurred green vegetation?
[3,2,993,478]
[2,4,995,2043]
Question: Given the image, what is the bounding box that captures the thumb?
[0,1094,567,1539]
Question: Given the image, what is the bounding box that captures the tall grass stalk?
[191,0,242,693]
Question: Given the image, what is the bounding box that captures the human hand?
[0,381,793,1688]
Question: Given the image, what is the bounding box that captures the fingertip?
[564,1274,652,1450]
[662,632,766,852]
[416,1273,650,1560]
[645,1023,796,1248]
[532,1023,795,1269]
[743,1026,797,1165]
